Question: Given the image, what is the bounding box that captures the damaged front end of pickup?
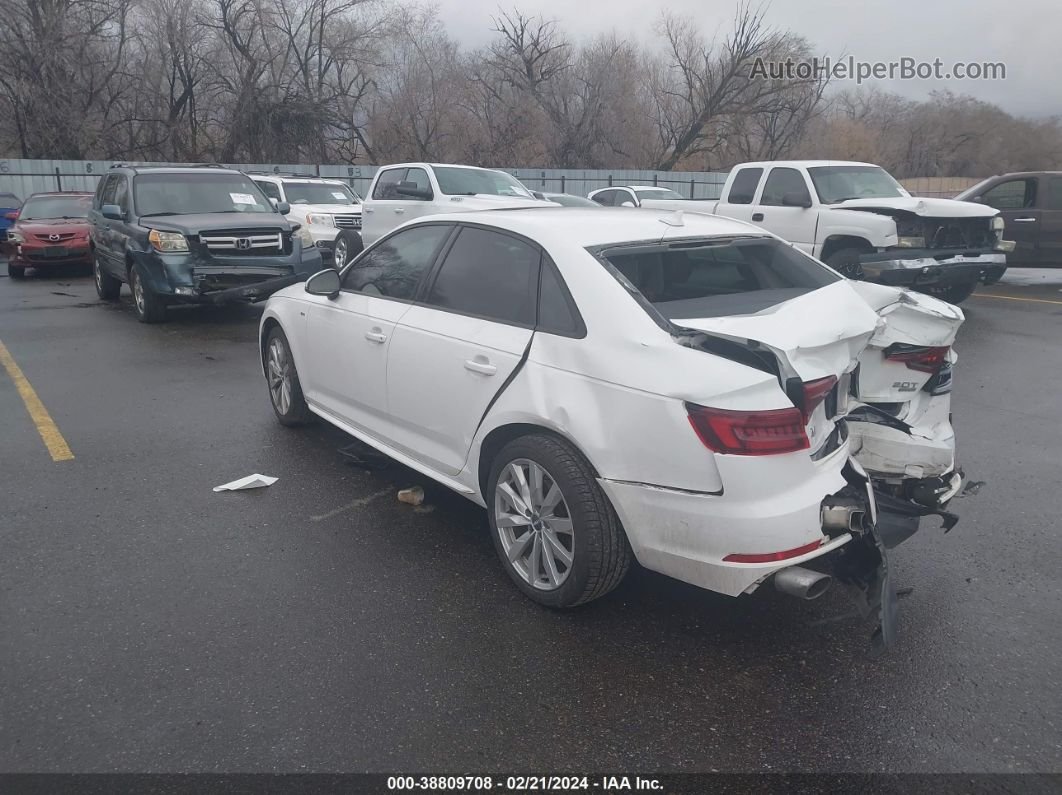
[852,206,1012,302]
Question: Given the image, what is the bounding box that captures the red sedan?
[7,192,94,279]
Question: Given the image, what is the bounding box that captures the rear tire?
[94,253,121,300]
[264,326,313,426]
[487,434,631,608]
[825,247,867,280]
[332,230,363,267]
[923,282,977,305]
[129,263,167,323]
[8,262,26,279]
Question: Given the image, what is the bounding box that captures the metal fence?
[0,158,730,201]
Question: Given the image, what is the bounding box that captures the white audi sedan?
[259,207,956,630]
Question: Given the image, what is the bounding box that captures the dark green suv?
[88,165,323,323]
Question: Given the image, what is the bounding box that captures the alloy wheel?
[94,257,103,292]
[267,337,292,415]
[494,458,574,591]
[334,238,347,266]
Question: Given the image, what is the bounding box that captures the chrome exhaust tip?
[774,566,832,601]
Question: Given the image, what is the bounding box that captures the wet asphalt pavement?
[0,263,1059,774]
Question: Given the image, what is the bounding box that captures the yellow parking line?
[973,292,1062,306]
[0,339,74,462]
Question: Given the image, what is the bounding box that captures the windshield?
[635,188,686,200]
[20,195,92,220]
[808,166,907,204]
[133,173,275,216]
[434,167,534,199]
[284,182,359,205]
[598,236,840,320]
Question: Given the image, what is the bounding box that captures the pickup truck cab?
[711,161,1011,304]
[361,163,545,247]
[955,172,1062,267]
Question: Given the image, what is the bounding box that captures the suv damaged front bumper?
[133,247,324,305]
[859,248,1007,287]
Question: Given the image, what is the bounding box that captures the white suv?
[251,174,364,265]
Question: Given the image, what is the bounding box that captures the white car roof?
[413,207,764,248]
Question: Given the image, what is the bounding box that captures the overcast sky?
[435,0,1061,117]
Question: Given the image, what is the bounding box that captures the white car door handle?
[394,208,405,215]
[1012,217,1036,222]
[365,330,388,343]
[464,359,497,376]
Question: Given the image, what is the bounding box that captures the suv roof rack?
[191,163,228,169]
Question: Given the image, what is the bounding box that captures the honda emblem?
[236,238,251,250]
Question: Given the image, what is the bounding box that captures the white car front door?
[385,225,540,475]
[300,223,455,438]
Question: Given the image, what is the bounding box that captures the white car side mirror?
[621,201,635,208]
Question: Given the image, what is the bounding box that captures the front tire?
[487,434,631,608]
[923,282,977,305]
[826,247,866,280]
[94,253,121,300]
[129,263,167,323]
[332,230,363,267]
[264,326,313,426]
[8,262,26,279]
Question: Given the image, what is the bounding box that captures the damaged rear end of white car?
[584,227,964,654]
[846,281,965,544]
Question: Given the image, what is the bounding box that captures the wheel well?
[820,236,873,262]
[477,423,599,499]
[260,318,281,368]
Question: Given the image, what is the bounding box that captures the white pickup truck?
[589,161,1014,304]
[360,163,547,250]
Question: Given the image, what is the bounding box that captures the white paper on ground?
[213,474,278,492]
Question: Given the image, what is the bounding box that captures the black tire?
[825,247,867,279]
[332,230,363,267]
[93,252,121,300]
[8,262,26,279]
[264,326,313,426]
[922,282,977,305]
[487,434,632,608]
[129,263,167,323]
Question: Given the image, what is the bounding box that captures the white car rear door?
[385,225,540,475]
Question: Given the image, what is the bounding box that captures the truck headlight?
[304,213,334,227]
[147,229,189,252]
[294,226,314,247]
[991,216,1005,232]
[895,236,926,248]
